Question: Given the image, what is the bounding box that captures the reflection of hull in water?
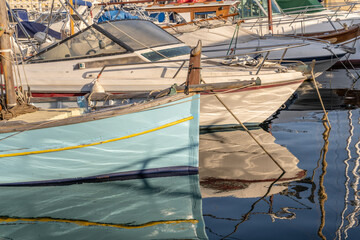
[199,128,306,198]
[0,175,208,240]
[282,81,360,111]
[316,68,360,90]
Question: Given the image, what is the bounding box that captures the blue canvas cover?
[97,10,139,23]
[16,21,62,39]
[74,0,92,7]
[8,9,29,22]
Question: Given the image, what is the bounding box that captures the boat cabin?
[275,0,325,14]
[145,1,234,22]
[25,19,191,64]
[144,0,284,21]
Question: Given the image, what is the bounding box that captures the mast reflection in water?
[269,73,360,240]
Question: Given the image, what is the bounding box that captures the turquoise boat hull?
[0,175,208,239]
[0,94,200,185]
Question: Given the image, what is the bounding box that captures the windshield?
[237,0,281,19]
[276,0,325,13]
[141,46,191,62]
[97,20,181,50]
[30,26,127,62]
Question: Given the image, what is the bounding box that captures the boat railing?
[242,12,354,36]
[94,43,309,81]
[279,5,327,15]
[281,2,360,17]
[242,1,360,36]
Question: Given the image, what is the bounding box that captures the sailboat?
[233,0,360,66]
[0,0,200,186]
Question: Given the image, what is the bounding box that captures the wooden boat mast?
[0,0,37,119]
[69,0,75,35]
[0,0,16,108]
[187,40,201,86]
[267,0,273,33]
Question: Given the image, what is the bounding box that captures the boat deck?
[8,108,85,123]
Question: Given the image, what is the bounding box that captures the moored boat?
[0,92,200,186]
[0,4,201,186]
[15,19,307,127]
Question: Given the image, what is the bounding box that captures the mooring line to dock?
[201,78,286,173]
[310,60,331,129]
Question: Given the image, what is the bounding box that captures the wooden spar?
[145,1,231,21]
[267,0,273,33]
[96,0,224,6]
[29,80,258,103]
[96,0,158,5]
[186,40,202,86]
[162,13,240,29]
[0,0,16,108]
[69,0,75,35]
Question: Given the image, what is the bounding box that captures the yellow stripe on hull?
[0,116,193,158]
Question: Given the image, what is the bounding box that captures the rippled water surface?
[1,69,360,239]
[201,69,360,240]
[202,69,360,239]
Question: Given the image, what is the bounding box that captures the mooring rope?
[310,60,331,129]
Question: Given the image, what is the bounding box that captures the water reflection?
[199,128,307,239]
[335,110,360,240]
[316,69,360,91]
[0,175,207,240]
[270,81,360,239]
[284,81,360,111]
[317,116,330,240]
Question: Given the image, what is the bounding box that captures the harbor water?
[1,68,360,239]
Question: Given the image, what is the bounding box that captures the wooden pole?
[267,0,273,33]
[0,0,16,108]
[186,40,202,86]
[69,0,75,35]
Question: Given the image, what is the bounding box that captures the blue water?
[1,69,360,239]
[201,69,360,240]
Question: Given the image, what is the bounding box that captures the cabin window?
[32,27,127,62]
[236,0,281,19]
[257,0,281,14]
[194,11,217,19]
[98,20,181,50]
[141,46,190,62]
